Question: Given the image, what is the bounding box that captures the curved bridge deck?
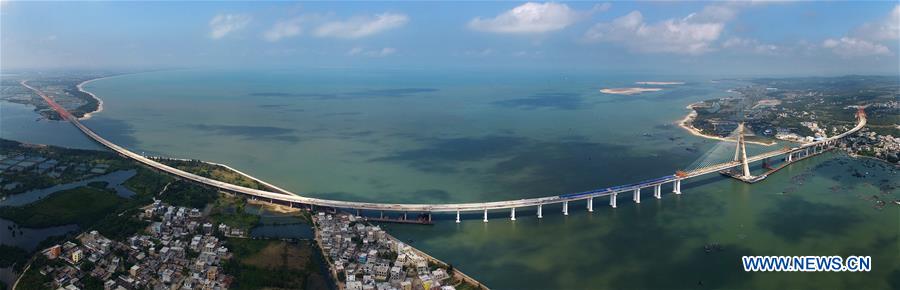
[23,80,866,219]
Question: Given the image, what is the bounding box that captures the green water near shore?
[4,68,897,289]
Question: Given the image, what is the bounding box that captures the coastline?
[677,102,777,146]
[75,77,109,120]
[600,87,663,95]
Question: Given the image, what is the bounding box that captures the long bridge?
[23,80,867,223]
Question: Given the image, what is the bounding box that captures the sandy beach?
[75,77,108,120]
[635,81,685,85]
[677,103,776,146]
[600,87,663,95]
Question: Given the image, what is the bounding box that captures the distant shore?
[75,77,109,120]
[635,81,685,85]
[600,87,663,95]
[678,102,776,146]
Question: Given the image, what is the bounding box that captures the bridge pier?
[455,210,460,223]
[610,193,617,208]
[510,208,516,221]
[483,209,488,223]
[673,180,681,194]
[563,201,569,215]
[633,188,641,203]
[587,197,593,212]
[537,204,543,218]
[653,184,661,199]
[787,153,793,162]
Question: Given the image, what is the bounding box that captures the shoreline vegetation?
[678,103,778,146]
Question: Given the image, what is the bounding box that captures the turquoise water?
[3,69,897,289]
[81,69,755,203]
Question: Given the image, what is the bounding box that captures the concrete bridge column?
[787,153,793,162]
[673,180,682,194]
[455,210,460,223]
[633,188,641,203]
[380,211,384,219]
[588,197,594,212]
[510,208,516,221]
[654,185,661,199]
[563,201,569,215]
[537,204,543,219]
[483,209,488,223]
[610,192,617,208]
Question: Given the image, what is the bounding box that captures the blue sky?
[2,1,898,75]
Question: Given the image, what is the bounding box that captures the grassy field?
[123,166,173,196]
[225,238,329,290]
[0,186,125,228]
[160,159,268,190]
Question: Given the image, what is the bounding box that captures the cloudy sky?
[2,1,898,75]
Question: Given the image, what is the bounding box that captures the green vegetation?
[159,159,269,190]
[224,238,328,290]
[0,245,28,268]
[209,195,260,231]
[92,208,149,241]
[158,180,219,209]
[123,166,173,196]
[0,186,125,228]
[14,256,53,290]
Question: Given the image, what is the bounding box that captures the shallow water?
[246,205,314,239]
[0,169,137,207]
[0,218,78,252]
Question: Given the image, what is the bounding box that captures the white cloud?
[584,10,725,55]
[264,17,304,42]
[690,3,742,23]
[314,13,408,39]
[722,37,780,55]
[853,4,900,41]
[822,37,890,57]
[820,5,898,58]
[469,2,596,34]
[209,14,251,39]
[348,47,396,57]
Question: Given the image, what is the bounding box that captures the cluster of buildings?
[315,213,457,290]
[843,130,900,164]
[37,201,234,290]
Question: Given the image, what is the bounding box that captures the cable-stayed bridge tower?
[733,122,752,179]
